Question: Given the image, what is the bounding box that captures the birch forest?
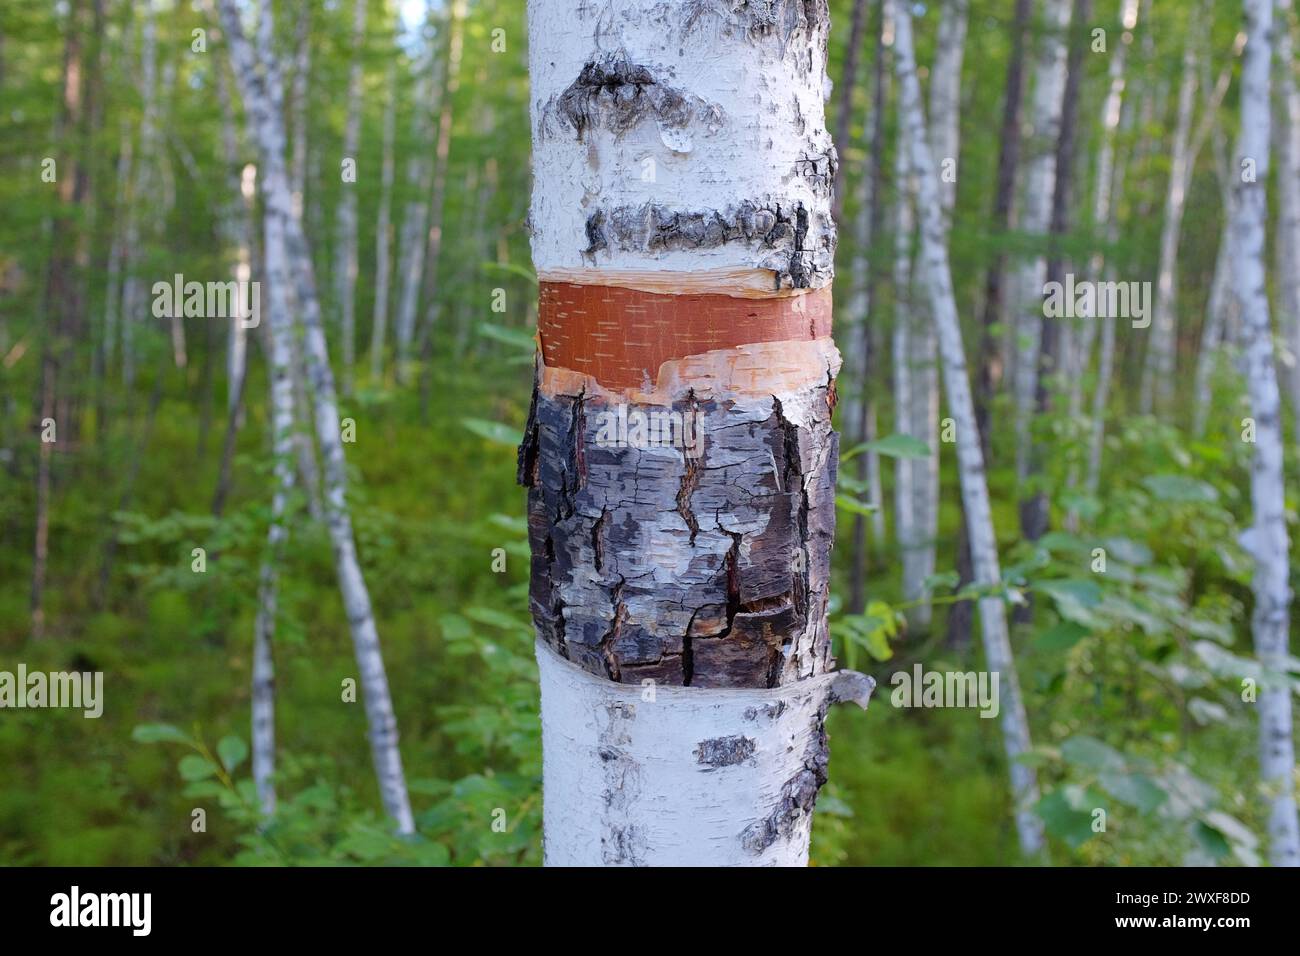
[2,0,1300,869]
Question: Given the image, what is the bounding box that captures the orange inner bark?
[538,281,833,391]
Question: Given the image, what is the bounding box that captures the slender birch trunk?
[102,116,132,379]
[848,0,890,614]
[950,0,1032,650]
[893,139,920,615]
[1232,0,1300,868]
[335,0,368,395]
[1024,0,1089,544]
[120,1,158,389]
[832,0,870,223]
[1139,38,1198,414]
[1063,1,1137,529]
[282,2,324,522]
[908,0,968,630]
[289,1,310,224]
[216,57,255,415]
[1193,133,1238,436]
[893,1,1045,856]
[1085,45,1143,497]
[522,0,872,866]
[392,32,438,382]
[248,135,298,822]
[33,0,86,641]
[409,0,466,379]
[1068,0,1137,422]
[219,0,415,835]
[1012,0,1071,499]
[1275,0,1300,412]
[370,61,398,381]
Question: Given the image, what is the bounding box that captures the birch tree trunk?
[909,0,969,630]
[831,0,870,223]
[410,0,466,380]
[522,0,873,866]
[1063,0,1137,526]
[892,140,920,614]
[283,2,324,522]
[289,1,310,224]
[1275,0,1300,412]
[219,0,415,835]
[1012,0,1071,498]
[893,1,1045,856]
[102,116,132,380]
[1232,0,1300,868]
[1139,38,1198,414]
[392,35,438,381]
[1069,0,1137,423]
[249,132,298,822]
[950,0,1031,650]
[1026,0,1089,544]
[33,0,86,641]
[1085,34,1142,497]
[216,56,255,416]
[848,0,890,614]
[334,0,367,396]
[370,61,397,381]
[120,0,158,389]
[1192,133,1238,437]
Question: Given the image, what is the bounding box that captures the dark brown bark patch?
[694,735,757,768]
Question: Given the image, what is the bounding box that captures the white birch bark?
[249,141,297,822]
[1275,0,1300,412]
[844,6,887,552]
[1085,31,1143,497]
[120,0,158,388]
[537,640,872,866]
[845,174,886,544]
[1139,40,1198,414]
[216,57,255,415]
[892,144,920,611]
[219,0,415,835]
[409,0,466,377]
[1232,0,1300,868]
[102,115,132,378]
[289,1,310,224]
[392,38,438,379]
[1012,0,1072,487]
[908,0,968,628]
[334,0,367,395]
[893,2,1045,856]
[369,61,397,381]
[1068,0,1137,422]
[283,3,324,522]
[1193,135,1238,436]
